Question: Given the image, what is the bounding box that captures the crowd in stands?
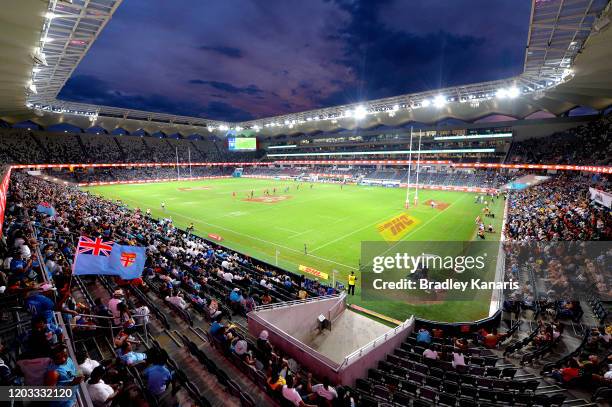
[505,175,611,241]
[1,172,348,406]
[0,128,264,164]
[45,167,231,184]
[244,166,512,188]
[508,115,611,165]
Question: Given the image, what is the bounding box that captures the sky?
[58,0,532,123]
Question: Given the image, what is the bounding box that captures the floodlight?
[496,88,508,99]
[433,95,447,108]
[507,87,520,98]
[353,105,367,120]
[421,99,431,108]
[28,82,37,94]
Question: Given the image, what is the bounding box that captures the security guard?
[348,271,357,295]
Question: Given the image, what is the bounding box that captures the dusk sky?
[59,0,532,122]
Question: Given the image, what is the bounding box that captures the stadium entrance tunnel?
[247,293,415,385]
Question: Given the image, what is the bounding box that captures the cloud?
[200,101,254,122]
[59,74,253,121]
[198,45,244,59]
[59,0,529,121]
[188,80,263,95]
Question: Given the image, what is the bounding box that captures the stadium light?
[353,105,367,120]
[496,88,508,99]
[421,99,431,108]
[507,87,520,98]
[42,37,54,43]
[45,12,56,19]
[433,95,447,108]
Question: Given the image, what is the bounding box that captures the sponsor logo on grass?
[178,186,212,191]
[298,265,329,280]
[376,214,419,241]
[243,195,292,204]
[424,199,450,211]
[208,233,223,241]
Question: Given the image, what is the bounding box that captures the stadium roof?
[1,0,611,136]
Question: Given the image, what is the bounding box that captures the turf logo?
[243,195,292,204]
[177,186,211,191]
[424,199,450,211]
[298,265,329,280]
[377,214,419,241]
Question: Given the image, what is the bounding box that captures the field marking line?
[116,196,358,271]
[217,194,330,219]
[309,213,393,254]
[275,226,302,234]
[288,229,314,239]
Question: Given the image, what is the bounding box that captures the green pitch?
[84,178,505,322]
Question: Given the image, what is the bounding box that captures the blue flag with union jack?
[73,236,145,280]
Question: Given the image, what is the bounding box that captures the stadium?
[0,0,610,406]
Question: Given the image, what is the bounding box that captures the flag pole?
[405,127,413,209]
[175,146,180,180]
[414,129,422,206]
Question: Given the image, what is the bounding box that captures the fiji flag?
[37,202,56,216]
[73,237,145,280]
[107,244,146,280]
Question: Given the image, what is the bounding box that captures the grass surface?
[84,178,505,322]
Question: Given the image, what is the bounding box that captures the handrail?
[253,293,341,312]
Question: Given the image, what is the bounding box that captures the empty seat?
[438,392,457,407]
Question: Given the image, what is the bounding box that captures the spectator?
[142,350,173,398]
[108,290,124,325]
[282,374,315,407]
[87,366,121,407]
[44,345,83,406]
[76,350,100,378]
[551,358,580,384]
[423,345,439,360]
[25,285,57,324]
[267,368,286,393]
[452,350,466,368]
[117,341,147,366]
[311,377,338,402]
[416,328,432,345]
[166,292,189,310]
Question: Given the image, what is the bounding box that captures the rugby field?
[84,177,505,322]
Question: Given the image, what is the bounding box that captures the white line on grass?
[309,213,393,254]
[275,226,302,234]
[118,196,358,270]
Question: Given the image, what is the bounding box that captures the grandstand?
[0,0,611,407]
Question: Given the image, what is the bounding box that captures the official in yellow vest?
[348,271,357,295]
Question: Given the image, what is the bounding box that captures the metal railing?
[253,293,342,312]
[337,316,415,370]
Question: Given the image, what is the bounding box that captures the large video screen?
[228,137,257,151]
